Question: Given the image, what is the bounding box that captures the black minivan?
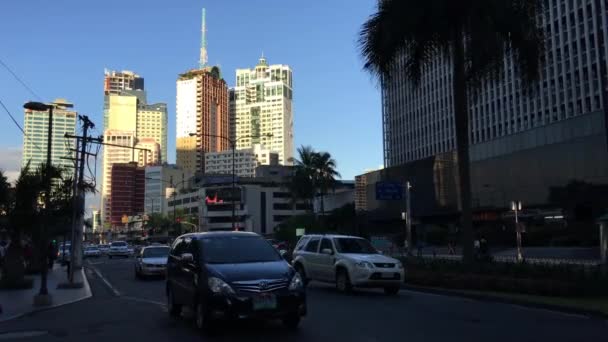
[166,232,306,331]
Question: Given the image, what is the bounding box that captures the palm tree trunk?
[452,34,474,264]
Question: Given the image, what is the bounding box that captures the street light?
[511,200,524,262]
[189,132,273,230]
[23,101,54,305]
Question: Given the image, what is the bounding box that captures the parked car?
[57,242,71,264]
[292,234,405,295]
[166,232,306,332]
[98,244,110,255]
[108,241,130,258]
[135,245,170,278]
[84,245,101,258]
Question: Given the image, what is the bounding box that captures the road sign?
[296,228,305,237]
[375,181,403,200]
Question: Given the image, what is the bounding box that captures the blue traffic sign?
[375,181,403,200]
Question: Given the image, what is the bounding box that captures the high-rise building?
[204,144,279,177]
[22,99,77,174]
[135,138,161,166]
[233,56,294,165]
[101,130,136,226]
[109,162,145,227]
[104,70,144,96]
[176,8,229,175]
[137,102,167,162]
[101,70,167,227]
[377,0,608,209]
[92,210,101,233]
[144,165,192,215]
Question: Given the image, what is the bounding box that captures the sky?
[0,0,384,210]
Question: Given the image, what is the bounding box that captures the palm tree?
[288,146,318,209]
[359,0,544,263]
[313,152,341,218]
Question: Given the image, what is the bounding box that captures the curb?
[402,284,608,319]
[0,268,92,323]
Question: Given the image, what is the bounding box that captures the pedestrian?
[47,241,57,270]
[473,237,480,259]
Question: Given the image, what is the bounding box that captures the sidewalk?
[0,263,91,322]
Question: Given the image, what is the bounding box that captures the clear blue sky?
[0,0,383,186]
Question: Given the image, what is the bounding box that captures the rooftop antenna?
[199,8,208,69]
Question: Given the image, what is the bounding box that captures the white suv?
[292,234,404,295]
[108,241,130,258]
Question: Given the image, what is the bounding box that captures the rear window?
[111,242,127,247]
[142,247,170,258]
[199,236,281,264]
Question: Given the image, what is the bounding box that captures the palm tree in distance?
[359,0,544,263]
[314,151,341,218]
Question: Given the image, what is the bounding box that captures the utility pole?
[67,115,94,283]
[405,181,412,255]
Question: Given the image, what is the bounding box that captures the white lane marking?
[89,266,121,296]
[121,296,166,308]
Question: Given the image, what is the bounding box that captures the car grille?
[373,263,395,268]
[231,279,289,293]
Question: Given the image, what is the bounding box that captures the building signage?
[375,181,403,200]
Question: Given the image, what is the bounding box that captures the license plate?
[381,273,395,279]
[252,293,277,311]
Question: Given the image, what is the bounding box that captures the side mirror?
[180,253,194,263]
[321,248,333,255]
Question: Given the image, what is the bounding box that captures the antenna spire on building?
[199,8,208,69]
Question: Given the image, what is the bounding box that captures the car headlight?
[355,261,374,269]
[288,273,304,290]
[208,277,235,294]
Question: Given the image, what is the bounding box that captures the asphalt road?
[1,256,607,341]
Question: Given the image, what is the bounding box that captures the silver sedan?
[134,246,170,278]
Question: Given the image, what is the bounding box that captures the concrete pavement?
[1,256,607,341]
[0,263,91,322]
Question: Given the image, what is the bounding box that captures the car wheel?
[282,314,301,330]
[167,287,181,317]
[383,286,400,296]
[294,264,309,286]
[336,269,352,293]
[195,302,214,333]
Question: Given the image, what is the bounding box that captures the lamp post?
[511,200,524,262]
[189,132,272,231]
[23,101,54,304]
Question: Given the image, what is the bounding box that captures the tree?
[0,170,10,215]
[359,0,544,263]
[313,151,341,217]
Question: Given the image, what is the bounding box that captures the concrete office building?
[135,138,161,166]
[101,130,136,226]
[144,165,192,215]
[232,56,294,165]
[137,102,168,162]
[167,180,310,234]
[109,162,145,227]
[204,144,279,177]
[375,0,608,213]
[21,99,77,175]
[176,8,229,175]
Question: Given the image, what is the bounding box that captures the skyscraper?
[101,70,167,227]
[22,99,77,174]
[176,8,229,175]
[233,56,294,165]
[378,0,608,208]
[101,130,136,226]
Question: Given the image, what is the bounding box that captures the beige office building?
[101,130,136,226]
[204,144,278,177]
[232,56,294,165]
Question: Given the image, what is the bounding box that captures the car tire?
[167,287,181,317]
[195,302,214,333]
[282,314,301,330]
[383,286,400,296]
[336,269,352,293]
[294,263,309,286]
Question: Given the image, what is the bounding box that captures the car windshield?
[199,236,282,264]
[142,247,170,258]
[334,238,378,254]
[111,242,127,247]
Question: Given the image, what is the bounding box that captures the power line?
[0,58,42,100]
[0,97,44,152]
